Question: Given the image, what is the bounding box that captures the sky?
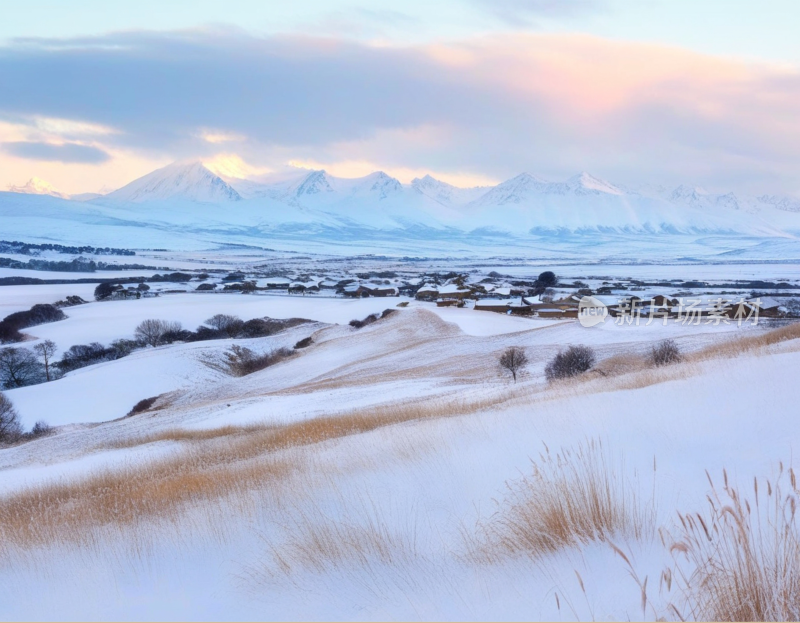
[1,0,799,195]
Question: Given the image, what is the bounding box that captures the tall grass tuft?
[666,464,800,622]
[470,439,655,562]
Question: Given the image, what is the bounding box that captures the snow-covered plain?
[1,283,798,620]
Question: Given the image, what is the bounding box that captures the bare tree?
[134,319,181,347]
[33,339,57,381]
[0,392,22,443]
[499,346,529,383]
[204,314,244,337]
[0,347,43,389]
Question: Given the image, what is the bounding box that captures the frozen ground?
[0,284,797,620]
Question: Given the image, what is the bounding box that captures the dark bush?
[127,396,159,416]
[2,304,66,330]
[349,313,379,329]
[0,323,23,344]
[190,325,224,341]
[650,339,681,366]
[240,317,310,338]
[0,392,23,444]
[161,329,195,344]
[545,345,596,381]
[22,420,53,440]
[196,283,216,291]
[54,295,87,308]
[294,336,313,349]
[110,338,140,358]
[537,271,559,288]
[57,342,115,373]
[380,308,397,319]
[94,282,122,300]
[219,345,294,377]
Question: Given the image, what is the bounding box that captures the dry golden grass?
[261,496,420,579]
[468,439,655,563]
[665,464,800,622]
[0,395,508,552]
[688,320,800,363]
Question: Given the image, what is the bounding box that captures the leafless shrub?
[22,421,53,441]
[470,439,654,562]
[134,319,182,347]
[212,345,295,377]
[0,392,23,444]
[293,337,313,349]
[499,346,528,383]
[650,339,681,367]
[127,396,160,416]
[349,314,379,329]
[545,345,596,381]
[666,464,800,622]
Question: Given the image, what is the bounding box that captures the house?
[264,277,291,289]
[341,284,371,298]
[474,299,513,313]
[415,285,439,300]
[438,284,473,299]
[507,298,534,315]
[436,299,459,307]
[368,286,399,297]
[536,308,569,319]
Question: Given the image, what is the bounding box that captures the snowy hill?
[106,162,242,203]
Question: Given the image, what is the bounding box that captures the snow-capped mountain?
[5,161,798,258]
[410,175,487,206]
[106,162,242,203]
[7,177,69,199]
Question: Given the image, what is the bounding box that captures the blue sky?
[1,1,799,195]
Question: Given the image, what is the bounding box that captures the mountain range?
[2,161,800,259]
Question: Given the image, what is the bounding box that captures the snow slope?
[0,306,798,620]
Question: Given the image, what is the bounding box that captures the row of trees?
[0,313,312,389]
[0,303,66,344]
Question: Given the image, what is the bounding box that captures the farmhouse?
[415,285,439,300]
[438,284,472,299]
[474,299,513,313]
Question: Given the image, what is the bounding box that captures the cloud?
[0,29,799,194]
[470,0,604,25]
[1,141,111,163]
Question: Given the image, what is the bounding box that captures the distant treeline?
[0,257,160,273]
[0,240,136,256]
[0,272,193,286]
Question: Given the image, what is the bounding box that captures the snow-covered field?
[1,279,798,620]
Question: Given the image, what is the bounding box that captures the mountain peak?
[107,162,241,203]
[292,170,335,196]
[566,172,623,195]
[7,177,69,199]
